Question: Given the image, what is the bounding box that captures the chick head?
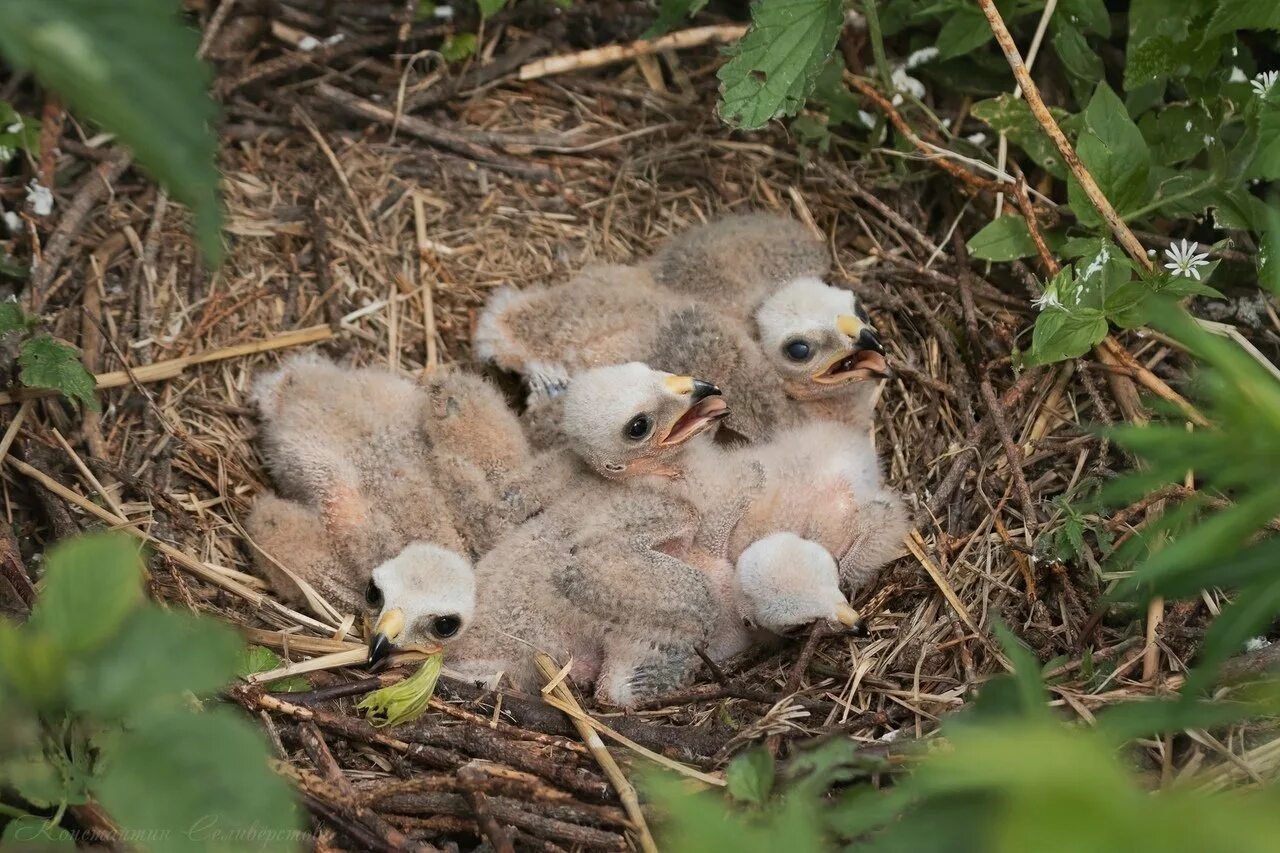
[366,542,476,667]
[754,278,890,400]
[736,532,867,636]
[560,362,729,480]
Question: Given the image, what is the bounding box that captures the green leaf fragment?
[18,335,98,410]
[358,653,443,727]
[725,746,775,804]
[29,534,144,657]
[236,645,312,693]
[967,215,1039,261]
[716,0,844,130]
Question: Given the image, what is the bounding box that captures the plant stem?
[862,0,894,95]
[0,802,35,819]
[1121,178,1220,224]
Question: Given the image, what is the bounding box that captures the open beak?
[834,602,869,638]
[367,608,404,668]
[659,376,729,446]
[813,316,891,384]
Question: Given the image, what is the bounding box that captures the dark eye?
[784,339,812,362]
[432,615,462,638]
[365,579,383,609]
[625,413,652,441]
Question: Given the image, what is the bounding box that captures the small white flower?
[1163,239,1210,280]
[25,180,53,217]
[4,121,22,134]
[1253,70,1278,98]
[904,47,939,70]
[1032,287,1061,312]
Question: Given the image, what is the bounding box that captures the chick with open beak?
[559,363,730,480]
[364,542,475,668]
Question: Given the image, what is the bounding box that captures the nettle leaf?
[29,534,145,656]
[0,0,223,264]
[477,0,508,19]
[971,95,1068,179]
[646,0,709,37]
[937,8,993,59]
[1139,105,1213,165]
[725,746,775,805]
[17,335,98,410]
[440,33,477,63]
[1052,23,1103,104]
[1029,307,1108,365]
[1068,83,1151,225]
[1,816,75,847]
[1205,0,1280,38]
[967,215,1038,261]
[717,0,843,130]
[95,707,302,850]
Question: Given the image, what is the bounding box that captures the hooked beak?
[367,608,404,668]
[813,316,891,383]
[659,376,729,446]
[834,602,869,638]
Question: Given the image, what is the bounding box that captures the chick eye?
[432,614,462,638]
[625,413,653,441]
[365,579,383,609]
[783,339,812,362]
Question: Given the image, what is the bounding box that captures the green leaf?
[1205,0,1280,37]
[1251,91,1280,180]
[440,32,477,63]
[67,608,243,719]
[0,100,40,159]
[716,0,843,130]
[236,645,311,693]
[1139,105,1212,166]
[1094,697,1270,744]
[1183,577,1280,696]
[967,215,1039,261]
[646,0,709,37]
[1029,307,1108,365]
[725,747,775,805]
[0,620,67,707]
[972,95,1068,179]
[1,816,75,848]
[17,335,98,410]
[0,298,37,335]
[358,654,443,727]
[992,618,1047,715]
[29,534,144,657]
[477,0,508,19]
[0,749,68,809]
[1058,0,1111,37]
[0,0,223,264]
[95,708,302,850]
[1104,280,1153,328]
[936,8,993,59]
[1052,23,1103,104]
[1068,83,1151,225]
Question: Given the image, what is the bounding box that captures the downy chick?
[646,212,891,431]
[367,363,735,706]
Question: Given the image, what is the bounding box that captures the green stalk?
[862,0,894,95]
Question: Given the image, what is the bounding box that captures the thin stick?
[294,107,376,242]
[976,0,1151,270]
[519,24,747,81]
[993,0,1057,217]
[247,647,369,684]
[0,325,333,406]
[904,530,977,631]
[0,400,32,461]
[534,653,658,853]
[50,428,127,519]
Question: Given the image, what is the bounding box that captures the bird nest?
[1,5,1209,849]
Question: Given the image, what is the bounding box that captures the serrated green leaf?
[67,608,243,719]
[1052,23,1103,104]
[236,645,311,693]
[716,0,843,130]
[726,747,775,805]
[95,707,302,850]
[936,8,993,59]
[0,0,222,263]
[1205,0,1280,38]
[967,215,1039,261]
[29,533,144,657]
[1029,307,1108,365]
[17,335,97,410]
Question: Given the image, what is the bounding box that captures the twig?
[458,764,516,853]
[518,25,747,81]
[0,325,333,405]
[904,530,977,632]
[993,0,1058,217]
[535,653,659,853]
[976,0,1151,270]
[294,106,376,242]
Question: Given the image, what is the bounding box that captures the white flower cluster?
[1163,239,1210,280]
[1253,70,1278,98]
